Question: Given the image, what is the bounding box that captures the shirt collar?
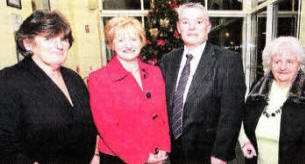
[183,41,206,58]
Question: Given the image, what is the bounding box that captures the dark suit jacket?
[244,71,305,164]
[160,43,246,162]
[0,57,97,163]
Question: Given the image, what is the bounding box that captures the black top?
[0,57,97,163]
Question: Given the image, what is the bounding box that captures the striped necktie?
[172,54,193,139]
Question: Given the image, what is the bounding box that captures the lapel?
[20,56,73,108]
[247,70,305,105]
[167,48,184,108]
[286,70,305,104]
[246,70,305,127]
[185,43,216,103]
[246,72,273,103]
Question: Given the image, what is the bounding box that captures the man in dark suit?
[160,2,246,164]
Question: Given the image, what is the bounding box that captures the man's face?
[177,7,211,49]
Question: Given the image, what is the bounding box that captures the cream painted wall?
[50,0,103,79]
[0,0,32,69]
[0,0,103,79]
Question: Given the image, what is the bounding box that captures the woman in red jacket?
[88,15,171,164]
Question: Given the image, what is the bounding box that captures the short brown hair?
[104,15,146,50]
[15,9,73,56]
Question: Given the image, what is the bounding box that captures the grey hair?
[262,36,305,74]
[177,2,210,23]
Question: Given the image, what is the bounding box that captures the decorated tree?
[141,0,184,65]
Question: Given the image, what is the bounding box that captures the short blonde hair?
[104,15,146,50]
[262,36,305,73]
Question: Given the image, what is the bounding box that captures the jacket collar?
[18,56,74,107]
[108,55,149,82]
[20,56,64,81]
[247,70,305,104]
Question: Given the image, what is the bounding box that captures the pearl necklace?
[262,107,281,118]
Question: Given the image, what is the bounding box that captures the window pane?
[294,0,299,11]
[209,17,243,54]
[276,1,299,37]
[208,0,242,10]
[256,15,266,80]
[144,0,150,9]
[278,0,299,11]
[277,17,298,36]
[102,17,113,62]
[103,0,141,10]
[253,8,267,80]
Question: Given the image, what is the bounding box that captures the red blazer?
[88,56,170,164]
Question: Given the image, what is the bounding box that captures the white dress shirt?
[175,42,207,104]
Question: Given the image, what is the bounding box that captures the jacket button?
[152,114,158,120]
[146,92,151,98]
[154,147,159,154]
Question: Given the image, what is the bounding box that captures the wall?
[0,0,103,79]
[50,0,103,79]
[0,0,32,69]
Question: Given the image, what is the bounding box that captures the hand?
[146,150,168,164]
[211,156,227,164]
[241,141,257,159]
[90,154,100,164]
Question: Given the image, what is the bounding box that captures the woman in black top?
[0,10,97,163]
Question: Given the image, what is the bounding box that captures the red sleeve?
[156,68,171,152]
[88,72,149,164]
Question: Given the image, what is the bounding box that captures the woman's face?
[270,52,301,86]
[112,28,142,62]
[26,32,70,68]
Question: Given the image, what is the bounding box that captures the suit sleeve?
[211,53,246,161]
[0,72,33,163]
[87,73,149,164]
[160,55,167,79]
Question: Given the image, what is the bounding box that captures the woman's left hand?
[146,150,168,164]
[90,155,100,164]
[241,141,257,159]
[155,150,168,164]
[211,156,227,164]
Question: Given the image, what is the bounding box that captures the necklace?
[262,107,281,118]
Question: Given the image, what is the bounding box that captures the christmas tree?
[141,0,184,65]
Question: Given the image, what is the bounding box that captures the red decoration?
[174,30,180,39]
[148,58,158,65]
[85,25,90,33]
[170,1,179,10]
[146,40,152,44]
[157,39,165,46]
